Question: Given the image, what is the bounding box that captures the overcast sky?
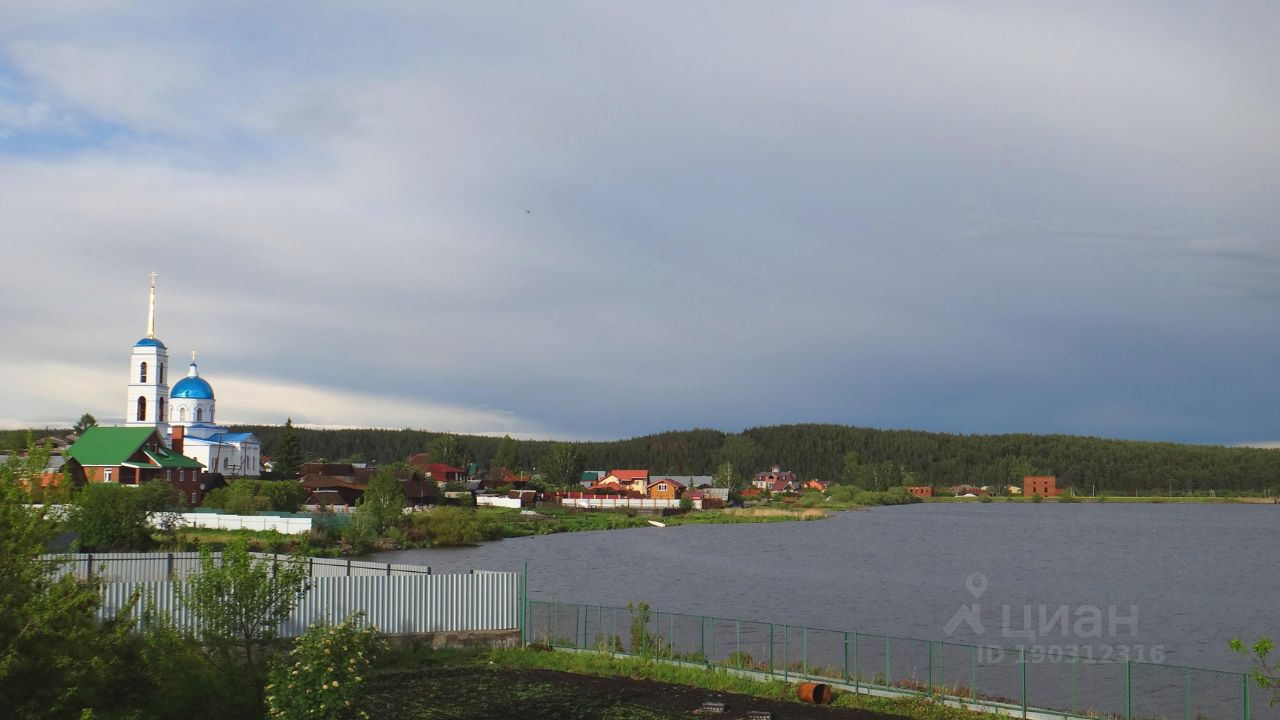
[1,2,1276,446]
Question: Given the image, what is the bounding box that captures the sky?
[0,2,1277,446]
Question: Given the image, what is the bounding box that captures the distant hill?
[226,423,1280,495]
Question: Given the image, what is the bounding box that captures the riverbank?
[155,505,832,556]
[921,495,1266,503]
[364,646,990,720]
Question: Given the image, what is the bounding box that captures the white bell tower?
[125,272,171,437]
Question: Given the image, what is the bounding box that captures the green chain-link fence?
[524,600,1271,720]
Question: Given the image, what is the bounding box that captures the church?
[124,274,262,476]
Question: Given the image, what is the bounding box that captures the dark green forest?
[8,423,1276,494]
[219,423,1280,495]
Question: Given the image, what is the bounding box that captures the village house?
[1023,475,1060,497]
[805,479,831,492]
[752,466,799,493]
[63,426,206,506]
[301,462,438,509]
[645,477,686,500]
[407,454,467,485]
[595,469,649,495]
[905,485,933,498]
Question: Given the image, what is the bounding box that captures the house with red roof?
[752,466,799,493]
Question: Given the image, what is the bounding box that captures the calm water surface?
[372,503,1277,672]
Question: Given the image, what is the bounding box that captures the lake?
[372,503,1277,673]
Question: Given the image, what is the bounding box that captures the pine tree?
[273,418,304,479]
[493,435,519,471]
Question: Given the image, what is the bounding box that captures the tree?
[716,435,763,476]
[493,434,519,471]
[70,480,179,550]
[178,540,310,691]
[71,413,98,436]
[428,433,469,469]
[1231,637,1279,706]
[840,451,862,486]
[273,418,305,479]
[354,466,405,535]
[713,462,742,492]
[0,436,133,718]
[538,443,584,489]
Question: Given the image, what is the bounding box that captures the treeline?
[228,423,1280,495]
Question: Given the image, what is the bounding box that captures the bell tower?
[125,272,171,437]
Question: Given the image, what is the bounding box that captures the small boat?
[647,520,666,528]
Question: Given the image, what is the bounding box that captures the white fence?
[561,497,680,510]
[45,552,440,583]
[153,512,313,534]
[476,495,524,509]
[99,571,521,636]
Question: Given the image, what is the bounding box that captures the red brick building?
[1023,476,1060,497]
[906,485,933,498]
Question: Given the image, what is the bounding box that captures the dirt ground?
[364,665,908,720]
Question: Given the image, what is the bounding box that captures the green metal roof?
[144,447,203,469]
[66,426,204,470]
[66,427,158,466]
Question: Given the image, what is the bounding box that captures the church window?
[179,407,187,422]
[140,362,148,383]
[137,396,147,421]
[159,364,166,384]
[158,397,166,422]
[196,407,203,422]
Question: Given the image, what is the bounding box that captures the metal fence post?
[853,631,860,692]
[927,641,934,696]
[611,607,617,655]
[784,625,790,681]
[167,552,175,580]
[802,626,808,677]
[843,632,849,682]
[574,604,580,648]
[1244,672,1251,720]
[1022,648,1028,720]
[769,624,775,675]
[885,636,891,688]
[707,618,715,667]
[972,644,978,702]
[736,620,741,668]
[1125,660,1132,720]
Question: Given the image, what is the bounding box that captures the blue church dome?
[172,363,215,399]
[135,337,167,349]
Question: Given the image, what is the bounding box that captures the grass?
[491,648,996,720]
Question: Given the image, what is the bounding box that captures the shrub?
[409,507,499,547]
[70,480,178,550]
[204,479,307,514]
[266,614,385,720]
[978,494,993,503]
[1031,493,1043,503]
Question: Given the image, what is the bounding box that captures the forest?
[7,422,1276,494]
[223,423,1279,495]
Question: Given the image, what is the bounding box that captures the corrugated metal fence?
[44,552,443,582]
[101,572,520,637]
[44,553,521,636]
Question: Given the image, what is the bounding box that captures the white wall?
[151,511,311,534]
[476,496,524,508]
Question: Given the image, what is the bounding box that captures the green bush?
[204,479,308,514]
[409,507,500,547]
[70,481,178,550]
[266,615,385,720]
[1031,493,1043,503]
[978,494,993,503]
